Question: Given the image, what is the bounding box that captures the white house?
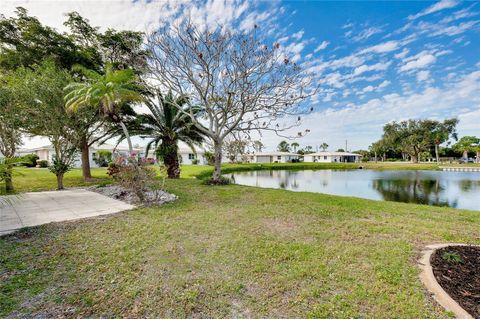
[303,151,362,163]
[177,146,209,165]
[253,152,299,163]
[16,143,144,168]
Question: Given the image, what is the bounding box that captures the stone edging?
[419,243,476,319]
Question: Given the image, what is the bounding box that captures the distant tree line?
[366,119,479,163]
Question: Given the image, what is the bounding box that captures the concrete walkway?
[0,189,135,236]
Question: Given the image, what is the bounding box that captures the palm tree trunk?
[119,121,133,155]
[435,144,440,163]
[163,142,180,178]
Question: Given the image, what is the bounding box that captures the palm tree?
[320,142,329,152]
[126,93,205,178]
[253,140,265,153]
[454,136,480,159]
[64,63,145,154]
[277,140,290,152]
[291,142,299,153]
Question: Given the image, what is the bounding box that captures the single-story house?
[178,147,209,165]
[253,152,299,163]
[16,143,144,168]
[303,151,362,163]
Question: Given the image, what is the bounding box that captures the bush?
[203,176,231,185]
[36,160,48,168]
[107,161,121,177]
[93,150,113,167]
[21,154,39,167]
[108,156,166,203]
[192,159,199,165]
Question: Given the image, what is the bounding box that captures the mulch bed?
[431,245,480,318]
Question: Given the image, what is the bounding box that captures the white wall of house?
[254,152,299,163]
[304,152,362,163]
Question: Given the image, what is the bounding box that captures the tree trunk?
[374,151,377,164]
[411,154,418,163]
[164,145,180,179]
[463,150,468,159]
[80,139,92,180]
[212,139,223,182]
[435,144,440,163]
[119,121,133,155]
[477,151,480,163]
[56,173,64,190]
[5,164,14,192]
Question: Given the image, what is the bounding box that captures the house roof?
[254,152,299,157]
[17,143,143,153]
[306,151,362,157]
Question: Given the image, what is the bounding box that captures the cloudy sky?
[1,0,479,151]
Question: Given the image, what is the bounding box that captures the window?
[188,153,195,160]
[324,156,327,160]
[277,156,281,160]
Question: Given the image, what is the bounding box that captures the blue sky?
[1,0,479,151]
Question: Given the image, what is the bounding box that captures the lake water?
[226,170,480,211]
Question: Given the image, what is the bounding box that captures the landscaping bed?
[89,185,177,206]
[431,246,480,318]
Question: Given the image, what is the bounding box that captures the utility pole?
[345,140,348,152]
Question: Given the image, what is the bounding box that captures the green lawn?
[1,163,479,317]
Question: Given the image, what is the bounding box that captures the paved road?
[0,189,135,235]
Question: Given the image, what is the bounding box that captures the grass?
[1,167,110,194]
[1,163,480,317]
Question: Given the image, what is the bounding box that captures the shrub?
[93,150,113,167]
[204,176,231,185]
[442,251,463,264]
[109,156,165,203]
[36,160,48,168]
[192,159,199,165]
[107,161,121,177]
[21,154,39,167]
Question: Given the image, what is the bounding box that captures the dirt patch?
[431,245,480,318]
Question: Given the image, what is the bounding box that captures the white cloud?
[359,40,400,54]
[394,48,410,59]
[353,61,391,76]
[399,53,436,72]
[314,41,330,52]
[416,70,431,82]
[430,20,479,36]
[292,30,304,40]
[350,26,383,42]
[378,80,391,88]
[408,0,459,20]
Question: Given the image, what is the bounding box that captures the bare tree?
[147,22,314,182]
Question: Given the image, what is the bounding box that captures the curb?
[419,243,476,319]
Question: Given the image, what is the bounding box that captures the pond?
[226,170,480,211]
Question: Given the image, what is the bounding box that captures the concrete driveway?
[0,189,135,235]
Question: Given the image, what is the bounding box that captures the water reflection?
[226,170,480,211]
[372,178,452,207]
